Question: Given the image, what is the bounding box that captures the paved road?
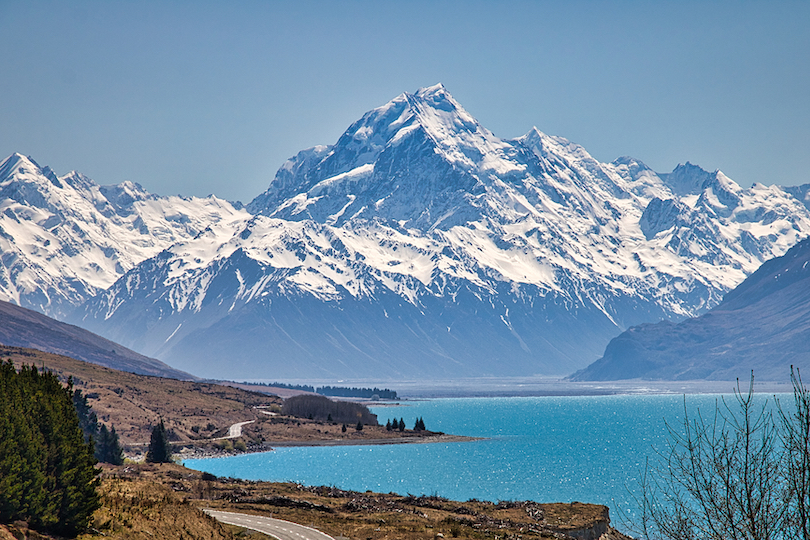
[212,420,255,440]
[203,509,336,540]
[227,420,255,438]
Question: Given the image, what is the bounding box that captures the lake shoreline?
[179,433,482,461]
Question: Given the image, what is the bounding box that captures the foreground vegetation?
[0,361,99,536]
[71,462,628,540]
[10,341,809,539]
[635,369,810,540]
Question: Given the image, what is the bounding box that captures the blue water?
[183,394,778,526]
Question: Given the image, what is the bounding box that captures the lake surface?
[183,393,780,529]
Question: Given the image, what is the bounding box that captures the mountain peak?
[411,83,456,110]
[0,153,43,182]
[414,82,448,96]
[249,84,505,225]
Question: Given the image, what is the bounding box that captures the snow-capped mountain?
[0,153,248,317]
[572,237,810,381]
[62,85,810,380]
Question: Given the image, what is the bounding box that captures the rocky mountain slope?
[0,298,193,379]
[3,85,810,380]
[62,85,810,379]
[0,153,247,317]
[571,237,810,381]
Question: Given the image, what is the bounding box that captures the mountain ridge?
[571,237,810,381]
[0,152,247,317]
[0,298,194,380]
[3,85,810,380]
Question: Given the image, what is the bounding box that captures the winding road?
[223,420,255,439]
[203,509,336,540]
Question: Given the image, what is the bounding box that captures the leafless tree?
[633,374,796,540]
[778,367,810,540]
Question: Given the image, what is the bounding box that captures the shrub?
[634,370,809,540]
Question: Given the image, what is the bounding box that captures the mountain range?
[572,237,810,381]
[2,84,809,380]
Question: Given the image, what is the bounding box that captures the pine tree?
[146,419,173,463]
[386,419,392,431]
[356,421,363,431]
[0,361,100,536]
[398,418,405,432]
[96,424,124,465]
[72,387,98,444]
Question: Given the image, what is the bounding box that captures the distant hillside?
[572,237,810,381]
[1,346,436,451]
[1,345,278,446]
[0,298,193,380]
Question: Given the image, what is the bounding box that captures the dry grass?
[2,346,461,460]
[79,472,234,540]
[2,345,279,447]
[81,463,630,540]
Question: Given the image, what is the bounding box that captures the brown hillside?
[2,345,279,447]
[0,298,194,380]
[2,345,445,454]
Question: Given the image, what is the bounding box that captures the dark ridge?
[0,299,195,380]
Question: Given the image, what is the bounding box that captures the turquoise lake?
[182,394,778,528]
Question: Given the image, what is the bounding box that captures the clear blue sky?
[1,0,808,203]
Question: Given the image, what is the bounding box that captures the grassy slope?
[73,463,630,540]
[2,345,449,455]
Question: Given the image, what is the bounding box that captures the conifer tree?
[146,419,173,463]
[0,361,99,536]
[398,418,406,432]
[72,387,98,444]
[356,420,363,431]
[386,419,392,431]
[96,424,125,465]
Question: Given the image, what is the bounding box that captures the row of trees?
[385,417,427,432]
[0,361,100,536]
[235,381,399,400]
[635,368,810,540]
[317,386,398,400]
